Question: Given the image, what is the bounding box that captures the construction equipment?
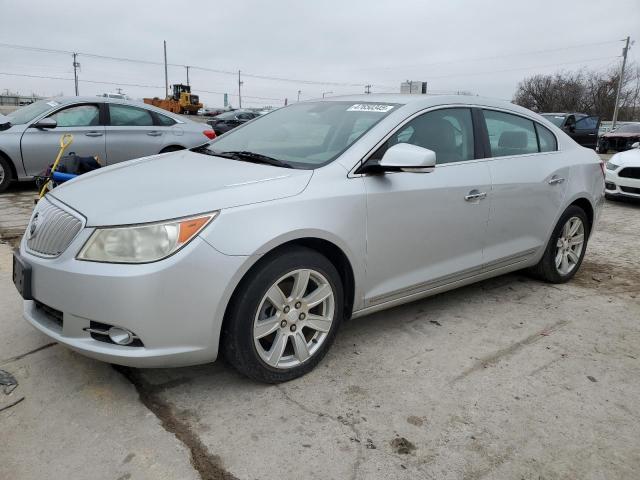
[144,84,203,115]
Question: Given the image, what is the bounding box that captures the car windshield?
[201,101,399,168]
[6,99,58,125]
[541,114,566,127]
[614,124,640,133]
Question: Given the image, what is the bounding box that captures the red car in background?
[599,123,640,153]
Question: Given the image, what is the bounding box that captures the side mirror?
[31,118,57,129]
[632,142,640,149]
[378,143,436,173]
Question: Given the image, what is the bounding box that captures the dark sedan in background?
[541,113,600,149]
[206,110,260,135]
[599,123,640,153]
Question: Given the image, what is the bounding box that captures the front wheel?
[529,205,590,283]
[222,247,343,383]
[0,156,13,193]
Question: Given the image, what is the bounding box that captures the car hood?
[50,150,313,226]
[603,131,640,138]
[610,148,640,166]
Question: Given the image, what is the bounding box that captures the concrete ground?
[1,181,639,480]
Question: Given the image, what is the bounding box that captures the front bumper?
[19,229,249,368]
[605,169,640,199]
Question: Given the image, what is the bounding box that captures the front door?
[480,109,570,269]
[363,107,491,307]
[573,116,600,149]
[20,103,106,176]
[104,103,165,164]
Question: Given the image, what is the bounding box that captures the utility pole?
[163,40,169,99]
[297,90,302,102]
[185,66,190,86]
[365,84,371,94]
[238,70,243,108]
[72,53,80,96]
[612,36,631,129]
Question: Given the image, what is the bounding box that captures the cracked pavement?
[1,183,639,479]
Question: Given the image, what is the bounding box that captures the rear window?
[109,104,154,126]
[483,110,538,157]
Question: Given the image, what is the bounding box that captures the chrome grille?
[26,198,83,258]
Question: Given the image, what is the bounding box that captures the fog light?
[108,327,134,345]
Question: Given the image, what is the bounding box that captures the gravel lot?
[1,179,639,480]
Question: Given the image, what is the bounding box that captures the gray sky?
[1,0,639,108]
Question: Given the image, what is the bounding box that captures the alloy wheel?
[253,268,335,369]
[555,216,585,275]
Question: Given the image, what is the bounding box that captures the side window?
[156,113,177,126]
[237,113,253,120]
[48,104,100,127]
[109,104,154,126]
[535,123,557,152]
[483,110,538,157]
[373,108,475,164]
[575,116,598,130]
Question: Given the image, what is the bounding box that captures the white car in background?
[605,142,640,199]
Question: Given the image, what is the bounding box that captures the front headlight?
[77,211,219,263]
[605,161,619,171]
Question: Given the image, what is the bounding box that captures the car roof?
[319,94,541,118]
[41,96,189,123]
[541,112,588,117]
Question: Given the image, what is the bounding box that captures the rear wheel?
[222,247,343,383]
[0,155,13,193]
[529,205,589,283]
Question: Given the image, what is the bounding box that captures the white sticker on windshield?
[46,101,59,107]
[347,104,394,113]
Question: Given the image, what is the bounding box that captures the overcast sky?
[1,0,639,108]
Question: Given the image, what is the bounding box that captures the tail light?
[203,130,216,140]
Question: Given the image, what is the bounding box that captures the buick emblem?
[28,212,40,239]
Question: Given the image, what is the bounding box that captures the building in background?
[400,81,427,94]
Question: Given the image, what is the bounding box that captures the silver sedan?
[0,97,216,191]
[13,94,604,383]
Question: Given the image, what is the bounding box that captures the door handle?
[85,131,103,137]
[147,131,162,137]
[548,176,565,185]
[464,190,487,201]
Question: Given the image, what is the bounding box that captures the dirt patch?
[390,437,416,454]
[573,259,639,295]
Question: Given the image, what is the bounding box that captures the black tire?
[528,205,590,283]
[0,155,13,193]
[221,246,344,383]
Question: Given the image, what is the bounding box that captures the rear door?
[362,107,491,307]
[20,102,106,176]
[481,109,570,269]
[573,116,600,149]
[104,103,165,164]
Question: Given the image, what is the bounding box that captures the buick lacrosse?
[13,95,604,382]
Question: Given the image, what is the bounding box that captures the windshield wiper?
[216,150,294,169]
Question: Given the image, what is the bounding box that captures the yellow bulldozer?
[144,84,203,115]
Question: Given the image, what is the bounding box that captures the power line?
[0,41,391,89]
[423,56,620,80]
[358,39,623,71]
[0,71,285,100]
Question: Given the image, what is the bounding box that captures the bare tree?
[513,64,639,121]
